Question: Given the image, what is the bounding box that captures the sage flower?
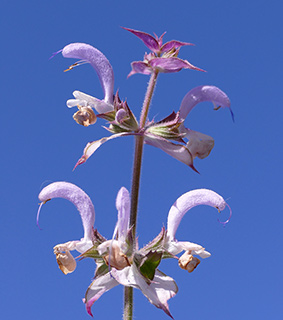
[37,182,95,274]
[62,43,115,125]
[144,85,233,171]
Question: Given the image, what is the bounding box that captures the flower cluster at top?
[38,182,231,318]
[58,27,233,172]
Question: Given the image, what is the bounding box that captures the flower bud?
[73,106,97,127]
[178,251,200,273]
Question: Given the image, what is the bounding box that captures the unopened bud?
[178,251,200,273]
[54,248,77,275]
[73,106,97,127]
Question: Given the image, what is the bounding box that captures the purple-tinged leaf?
[128,61,152,77]
[149,57,205,73]
[122,27,160,53]
[161,40,194,53]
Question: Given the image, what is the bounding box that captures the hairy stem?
[123,70,159,320]
[123,287,133,320]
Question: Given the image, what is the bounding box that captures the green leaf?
[139,251,162,281]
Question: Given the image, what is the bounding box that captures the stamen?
[217,203,232,227]
[63,60,89,72]
[213,104,221,111]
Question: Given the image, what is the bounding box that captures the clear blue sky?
[1,0,282,319]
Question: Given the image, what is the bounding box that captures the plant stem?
[123,70,159,320]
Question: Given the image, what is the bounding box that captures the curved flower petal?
[167,189,227,240]
[144,133,198,172]
[182,128,215,159]
[122,27,160,53]
[62,43,114,110]
[74,132,135,169]
[179,85,231,120]
[112,266,177,318]
[38,182,95,251]
[84,272,119,316]
[116,187,130,245]
[149,57,205,73]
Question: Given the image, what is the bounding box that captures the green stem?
[123,70,159,320]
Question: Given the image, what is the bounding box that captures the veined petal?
[160,40,194,52]
[144,134,197,172]
[38,182,95,248]
[179,85,231,120]
[167,189,226,240]
[149,57,205,73]
[116,187,130,244]
[182,128,215,159]
[62,43,114,107]
[128,61,152,77]
[74,132,134,169]
[111,266,177,318]
[122,27,160,53]
[84,272,119,316]
[67,90,113,114]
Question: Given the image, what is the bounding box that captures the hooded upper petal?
[179,85,231,120]
[62,43,114,110]
[38,181,95,252]
[116,187,130,245]
[167,189,226,241]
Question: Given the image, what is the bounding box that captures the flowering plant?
[39,28,232,319]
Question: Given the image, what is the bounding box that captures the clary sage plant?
[38,28,232,319]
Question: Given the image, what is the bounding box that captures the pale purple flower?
[165,189,231,257]
[144,85,232,171]
[123,27,204,76]
[83,187,178,318]
[62,43,114,115]
[37,182,95,274]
